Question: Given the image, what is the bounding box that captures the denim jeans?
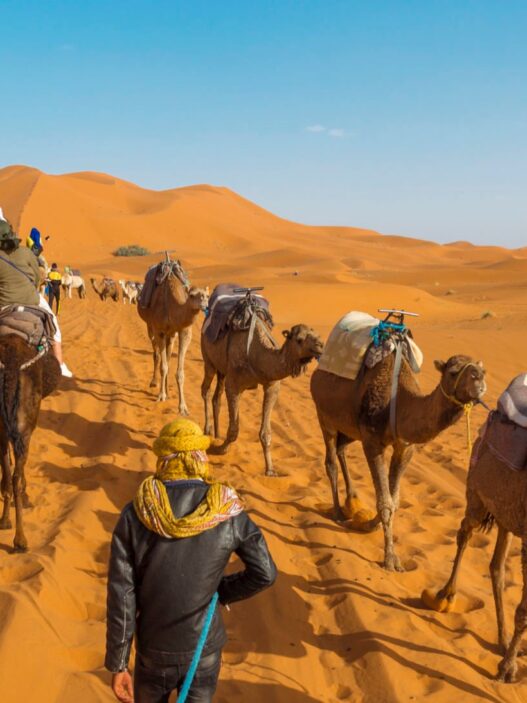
[134,649,221,703]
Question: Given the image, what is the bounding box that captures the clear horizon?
[1,1,526,247]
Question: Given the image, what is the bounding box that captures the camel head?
[282,324,324,377]
[434,355,487,405]
[188,286,209,312]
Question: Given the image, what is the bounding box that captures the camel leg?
[437,515,479,599]
[12,450,28,552]
[362,439,401,571]
[259,382,280,477]
[164,334,176,400]
[157,333,168,402]
[388,443,414,511]
[321,425,344,521]
[176,327,192,416]
[497,538,527,683]
[0,440,12,529]
[336,433,354,503]
[148,325,160,389]
[491,526,513,654]
[212,373,225,439]
[201,360,216,437]
[211,382,240,455]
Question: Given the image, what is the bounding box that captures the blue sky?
[1,1,526,246]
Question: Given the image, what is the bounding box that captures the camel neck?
[395,382,464,444]
[249,330,297,383]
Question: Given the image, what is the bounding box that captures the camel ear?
[434,360,446,373]
[282,330,290,339]
[205,286,210,295]
[476,360,484,368]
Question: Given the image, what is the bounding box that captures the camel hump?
[317,311,379,380]
[0,305,55,347]
[318,310,423,381]
[203,283,271,343]
[499,374,527,427]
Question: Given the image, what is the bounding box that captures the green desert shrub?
[112,244,150,257]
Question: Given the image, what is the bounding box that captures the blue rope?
[177,592,219,703]
[370,320,407,347]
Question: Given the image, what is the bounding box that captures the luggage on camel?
[0,304,57,348]
[317,310,423,381]
[472,373,527,472]
[139,257,189,309]
[202,283,273,343]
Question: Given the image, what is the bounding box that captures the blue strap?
[177,592,219,703]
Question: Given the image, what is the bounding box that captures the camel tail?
[0,355,25,457]
[479,512,496,533]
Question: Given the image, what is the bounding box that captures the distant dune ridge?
[0,164,526,702]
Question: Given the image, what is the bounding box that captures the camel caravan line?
[4,248,527,684]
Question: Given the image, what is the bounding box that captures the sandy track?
[0,293,524,703]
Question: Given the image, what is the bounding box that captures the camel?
[138,259,208,412]
[90,277,119,302]
[62,271,86,299]
[201,311,324,476]
[0,335,61,551]
[119,280,139,305]
[421,413,527,682]
[310,353,487,571]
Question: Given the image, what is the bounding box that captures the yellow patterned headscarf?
[134,419,243,538]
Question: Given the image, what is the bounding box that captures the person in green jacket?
[0,216,72,377]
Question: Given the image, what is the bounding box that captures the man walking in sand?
[105,418,277,703]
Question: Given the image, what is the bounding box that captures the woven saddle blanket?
[0,305,56,347]
[473,374,527,472]
[202,283,272,343]
[475,411,527,472]
[317,311,423,381]
[139,260,189,309]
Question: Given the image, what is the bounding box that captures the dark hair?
[51,263,58,268]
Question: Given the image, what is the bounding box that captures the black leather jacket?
[105,480,277,672]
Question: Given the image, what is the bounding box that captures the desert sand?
[0,164,526,702]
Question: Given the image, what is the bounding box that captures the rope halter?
[439,362,481,459]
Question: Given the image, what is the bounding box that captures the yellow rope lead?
[464,403,472,459]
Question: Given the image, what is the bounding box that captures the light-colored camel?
[90,277,119,302]
[201,321,324,476]
[0,336,61,551]
[62,272,86,299]
[119,280,138,304]
[422,434,527,683]
[310,354,487,571]
[138,262,208,412]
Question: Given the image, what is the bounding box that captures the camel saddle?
[317,311,423,381]
[139,259,189,309]
[202,283,273,343]
[473,374,527,472]
[0,305,56,348]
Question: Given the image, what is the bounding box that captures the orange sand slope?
[0,165,526,702]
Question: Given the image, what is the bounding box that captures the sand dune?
[0,166,526,702]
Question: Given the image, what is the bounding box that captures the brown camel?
[0,336,61,551]
[310,354,487,571]
[90,277,119,302]
[421,426,527,682]
[201,320,324,476]
[138,262,208,412]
